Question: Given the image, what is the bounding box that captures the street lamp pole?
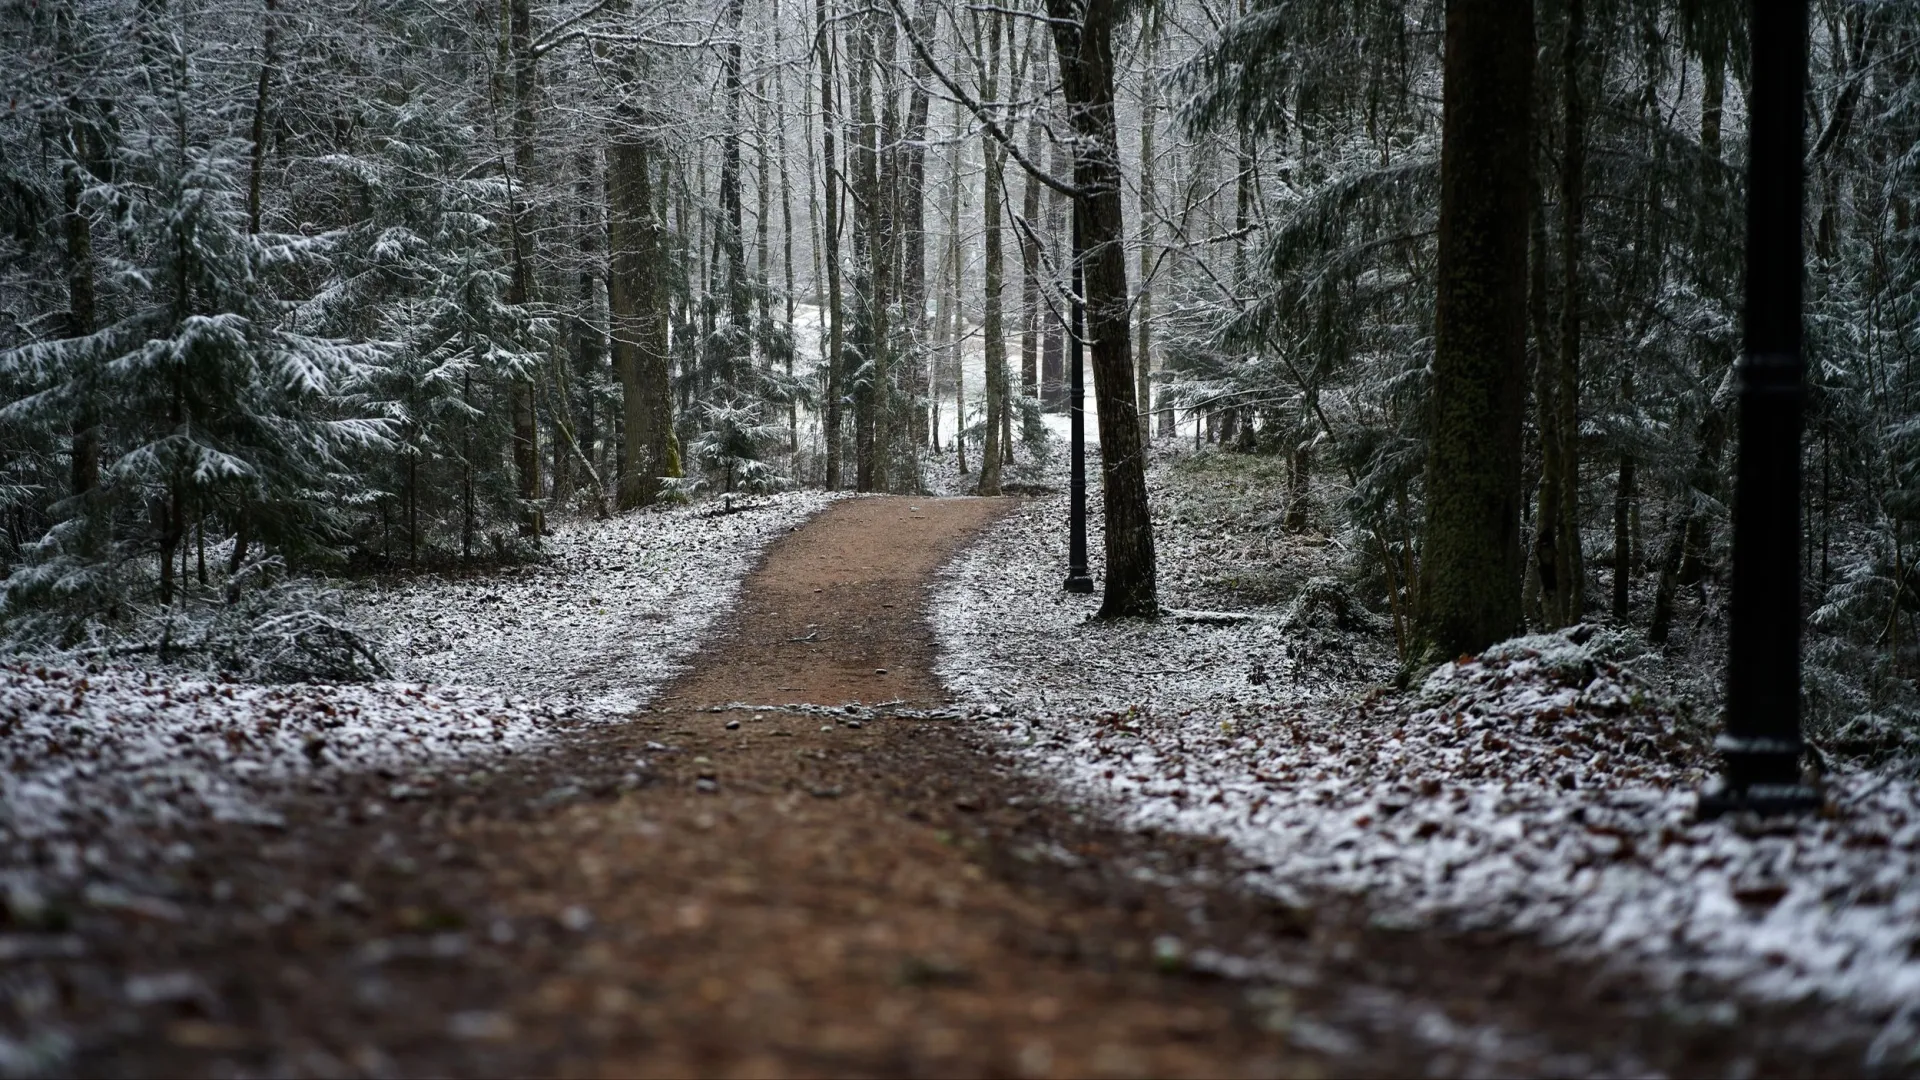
[1706,0,1819,817]
[1064,194,1094,594]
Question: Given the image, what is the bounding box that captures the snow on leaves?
[355,492,839,717]
[3,493,836,900]
[934,470,1920,1059]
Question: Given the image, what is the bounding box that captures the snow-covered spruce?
[2,493,834,901]
[934,473,1920,1062]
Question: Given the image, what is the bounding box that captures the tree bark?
[1045,0,1157,618]
[1530,175,1566,625]
[898,4,933,465]
[817,0,846,488]
[779,45,801,455]
[507,0,543,537]
[1018,60,1044,405]
[720,0,750,390]
[976,8,1007,495]
[1413,0,1533,659]
[1553,0,1587,622]
[610,134,671,510]
[1134,14,1158,447]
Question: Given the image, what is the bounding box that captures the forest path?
[417,494,1340,1077]
[66,497,1862,1078]
[659,494,1000,709]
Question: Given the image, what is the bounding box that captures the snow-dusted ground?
[354,491,838,716]
[933,450,1920,1065]
[2,493,836,903]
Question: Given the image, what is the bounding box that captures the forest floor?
[0,483,1906,1077]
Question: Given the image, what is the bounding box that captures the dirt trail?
[424,496,1329,1077]
[57,497,1870,1078]
[663,495,990,708]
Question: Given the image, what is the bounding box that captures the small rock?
[897,955,971,986]
[560,905,594,932]
[86,884,184,923]
[448,1010,516,1041]
[695,778,720,795]
[811,786,843,799]
[725,719,741,730]
[167,1020,247,1050]
[1152,935,1186,972]
[125,971,207,1006]
[533,784,582,809]
[875,668,888,675]
[845,720,863,729]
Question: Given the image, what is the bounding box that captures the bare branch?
[881,0,1082,199]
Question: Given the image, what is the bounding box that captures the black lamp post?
[1705,0,1820,817]
[1065,196,1094,594]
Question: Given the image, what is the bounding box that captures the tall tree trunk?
[1018,52,1044,404]
[1041,122,1069,409]
[611,134,671,509]
[756,51,773,378]
[899,5,933,466]
[507,0,543,536]
[849,20,878,490]
[1413,0,1533,659]
[941,95,965,461]
[949,140,968,475]
[575,161,606,511]
[1134,13,1158,446]
[1045,0,1157,618]
[1553,0,1588,622]
[775,0,801,454]
[1530,172,1568,626]
[1613,451,1636,622]
[719,0,749,391]
[817,0,846,488]
[976,8,1007,496]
